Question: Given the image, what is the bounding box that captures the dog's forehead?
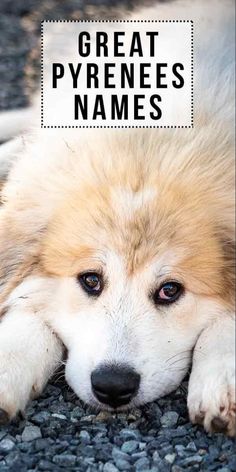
[43,182,185,276]
[108,185,183,274]
[111,186,157,219]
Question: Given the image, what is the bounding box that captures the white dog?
[0,0,235,436]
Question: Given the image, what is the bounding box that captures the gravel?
[0,1,235,471]
[0,379,235,471]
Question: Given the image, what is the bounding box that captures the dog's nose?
[91,364,140,408]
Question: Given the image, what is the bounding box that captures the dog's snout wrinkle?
[91,364,140,408]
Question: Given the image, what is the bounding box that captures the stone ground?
[0,0,235,471]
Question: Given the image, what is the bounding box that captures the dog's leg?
[188,314,235,436]
[0,307,63,424]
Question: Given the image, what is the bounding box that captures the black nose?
[91,364,140,408]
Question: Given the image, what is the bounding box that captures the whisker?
[167,366,189,373]
[165,349,193,364]
[168,356,191,367]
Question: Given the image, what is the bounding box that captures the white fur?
[0,303,63,418]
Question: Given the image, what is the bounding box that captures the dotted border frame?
[41,20,194,129]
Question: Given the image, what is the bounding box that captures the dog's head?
[0,129,234,409]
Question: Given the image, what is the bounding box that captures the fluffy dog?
[0,0,235,436]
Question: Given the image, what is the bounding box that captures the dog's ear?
[0,210,40,308]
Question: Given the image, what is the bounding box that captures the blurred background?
[0,0,162,111]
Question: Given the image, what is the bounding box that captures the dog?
[0,0,235,436]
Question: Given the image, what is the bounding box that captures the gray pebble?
[31,411,51,424]
[115,459,131,470]
[135,457,150,470]
[21,425,42,442]
[53,453,77,467]
[170,426,187,437]
[121,440,139,454]
[186,441,197,452]
[175,445,185,454]
[139,442,146,451]
[103,463,119,472]
[38,460,55,470]
[180,455,203,466]
[34,438,50,452]
[160,411,179,428]
[132,451,147,460]
[161,445,173,456]
[79,430,91,443]
[51,413,67,420]
[164,453,176,464]
[112,447,131,462]
[153,451,162,464]
[0,438,15,454]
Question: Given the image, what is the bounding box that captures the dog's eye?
[153,281,183,305]
[78,272,103,296]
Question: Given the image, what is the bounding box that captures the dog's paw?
[0,372,43,424]
[0,354,39,423]
[188,355,236,436]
